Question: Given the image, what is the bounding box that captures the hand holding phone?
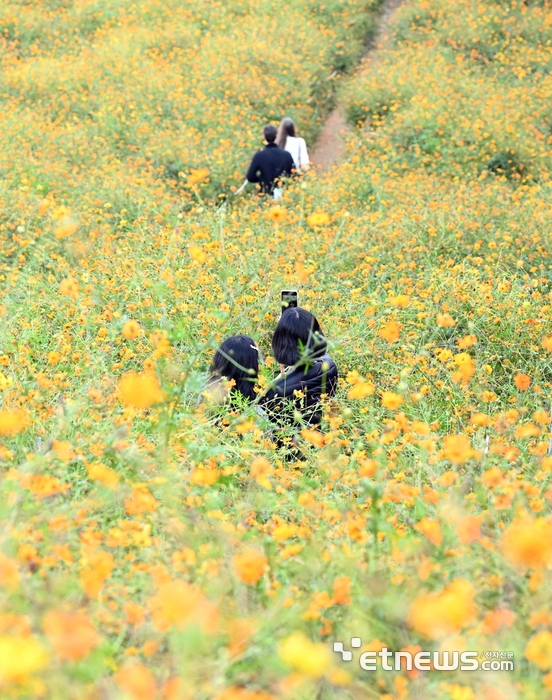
[281,290,298,314]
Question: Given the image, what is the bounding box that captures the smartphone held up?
[281,290,298,315]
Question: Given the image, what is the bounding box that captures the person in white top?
[276,118,310,173]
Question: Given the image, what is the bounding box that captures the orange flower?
[122,320,141,339]
[115,662,157,700]
[470,412,491,427]
[542,336,552,352]
[457,515,482,544]
[0,553,20,591]
[441,434,476,464]
[187,167,209,186]
[163,677,183,700]
[124,485,158,515]
[389,294,410,307]
[514,373,531,390]
[150,580,215,632]
[250,457,273,489]
[411,420,430,435]
[333,576,351,605]
[436,312,456,327]
[189,244,208,263]
[226,618,257,658]
[348,379,375,399]
[48,350,61,365]
[272,523,296,542]
[457,334,477,349]
[232,549,267,585]
[379,320,401,343]
[0,409,30,436]
[416,518,442,546]
[502,516,552,569]
[481,608,515,635]
[59,276,79,298]
[307,212,330,227]
[515,422,540,438]
[358,459,377,477]
[525,631,552,670]
[190,467,219,486]
[118,371,165,408]
[43,610,100,661]
[451,352,475,384]
[123,602,145,627]
[409,579,476,639]
[267,206,287,222]
[38,199,50,215]
[481,467,504,486]
[86,462,119,489]
[300,429,325,447]
[54,218,79,239]
[25,474,69,499]
[52,440,74,462]
[80,549,114,598]
[381,391,403,410]
[542,457,552,472]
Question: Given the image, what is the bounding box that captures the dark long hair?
[271,307,327,367]
[209,335,259,402]
[276,117,296,149]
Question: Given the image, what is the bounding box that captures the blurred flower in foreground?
[379,320,401,343]
[279,631,331,677]
[232,549,267,585]
[525,631,552,670]
[122,319,142,339]
[116,662,157,700]
[0,409,30,436]
[514,373,531,390]
[307,212,330,227]
[187,167,209,186]
[0,635,48,684]
[409,579,476,638]
[189,244,208,264]
[118,372,165,408]
[43,610,100,661]
[502,516,552,570]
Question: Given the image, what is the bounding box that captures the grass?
[1,0,552,698]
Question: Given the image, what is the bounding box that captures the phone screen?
[281,290,298,314]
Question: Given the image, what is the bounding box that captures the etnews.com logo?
[333,638,514,672]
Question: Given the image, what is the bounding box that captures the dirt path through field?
[310,0,405,170]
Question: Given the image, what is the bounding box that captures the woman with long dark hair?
[276,118,310,173]
[202,335,260,406]
[261,307,338,426]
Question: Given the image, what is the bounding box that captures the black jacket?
[261,354,338,427]
[246,143,294,195]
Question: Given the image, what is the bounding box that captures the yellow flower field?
[1,0,552,698]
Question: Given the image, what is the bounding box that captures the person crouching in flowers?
[199,335,260,409]
[261,308,338,429]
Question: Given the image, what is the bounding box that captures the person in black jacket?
[261,307,338,428]
[246,125,295,197]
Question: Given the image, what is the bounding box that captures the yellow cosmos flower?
[118,372,165,409]
[279,632,331,677]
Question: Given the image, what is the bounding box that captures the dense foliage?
[1,0,552,698]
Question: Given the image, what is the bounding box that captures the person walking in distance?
[277,117,310,173]
[246,124,294,198]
